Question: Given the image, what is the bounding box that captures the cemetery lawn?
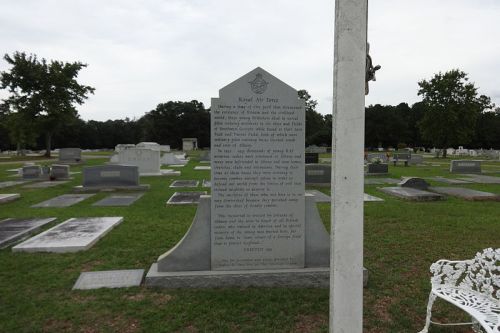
[0,153,499,332]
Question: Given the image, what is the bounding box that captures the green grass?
[0,156,499,332]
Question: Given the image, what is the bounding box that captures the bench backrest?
[429,248,499,301]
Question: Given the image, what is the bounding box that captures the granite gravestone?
[210,67,305,270]
[409,154,424,165]
[398,177,430,190]
[73,269,144,290]
[161,153,188,166]
[92,193,144,207]
[50,164,70,179]
[76,165,149,191]
[0,217,57,248]
[378,187,444,201]
[366,153,388,163]
[429,187,500,201]
[22,165,43,179]
[12,217,123,253]
[170,180,199,188]
[166,192,207,205]
[118,148,162,175]
[305,164,331,186]
[0,193,20,204]
[58,148,82,164]
[392,152,411,166]
[32,194,95,208]
[146,68,342,288]
[450,160,481,173]
[366,162,388,174]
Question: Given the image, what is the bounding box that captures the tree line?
[1,52,499,155]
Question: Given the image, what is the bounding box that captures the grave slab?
[92,193,144,207]
[378,187,445,201]
[202,179,211,187]
[363,193,384,202]
[23,181,69,189]
[166,192,207,205]
[169,180,199,188]
[306,190,331,203]
[364,178,400,185]
[0,193,20,204]
[12,217,123,253]
[73,269,144,290]
[194,166,211,171]
[429,187,500,201]
[458,174,500,184]
[398,177,430,190]
[32,194,95,208]
[428,177,472,184]
[0,217,57,248]
[0,181,29,189]
[159,169,181,176]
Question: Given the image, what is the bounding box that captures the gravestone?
[58,148,82,164]
[118,148,162,175]
[428,187,500,201]
[146,68,347,288]
[364,178,400,185]
[199,150,211,163]
[22,165,43,179]
[166,192,207,205]
[161,153,188,166]
[366,153,388,163]
[392,152,410,166]
[92,193,144,207]
[12,217,123,253]
[428,177,471,185]
[366,163,388,174]
[378,187,444,201]
[50,164,70,179]
[305,153,319,164]
[0,193,20,204]
[170,180,199,188]
[32,194,95,208]
[305,164,331,186]
[182,138,198,151]
[0,181,29,189]
[202,179,211,187]
[75,165,149,191]
[398,177,430,190]
[450,160,481,173]
[0,217,57,248]
[73,269,144,290]
[458,174,500,184]
[409,154,424,165]
[194,166,211,170]
[364,193,384,202]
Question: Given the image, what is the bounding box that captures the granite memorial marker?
[429,187,500,201]
[450,160,481,173]
[75,165,149,191]
[73,269,144,290]
[50,164,70,179]
[58,148,82,164]
[32,194,95,208]
[118,148,162,176]
[0,217,57,248]
[92,193,144,207]
[12,217,124,253]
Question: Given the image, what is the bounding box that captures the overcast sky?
[1,0,499,121]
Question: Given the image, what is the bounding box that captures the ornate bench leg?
[419,291,437,333]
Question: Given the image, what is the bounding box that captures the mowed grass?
[0,153,499,332]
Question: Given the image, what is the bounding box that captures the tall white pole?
[330,0,367,332]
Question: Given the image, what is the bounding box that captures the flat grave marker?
[23,181,68,189]
[378,187,444,201]
[0,181,29,189]
[32,194,95,208]
[73,269,144,290]
[170,180,199,188]
[166,192,207,205]
[429,187,500,201]
[458,174,500,184]
[0,217,57,248]
[12,217,124,253]
[194,166,211,171]
[202,179,211,187]
[306,190,331,203]
[364,193,384,202]
[364,178,400,185]
[92,193,144,207]
[428,177,472,184]
[0,193,20,204]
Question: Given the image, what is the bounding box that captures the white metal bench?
[419,248,500,333]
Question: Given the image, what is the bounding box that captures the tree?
[417,69,493,157]
[0,52,95,157]
[298,90,329,146]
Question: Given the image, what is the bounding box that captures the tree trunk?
[442,147,447,158]
[44,132,52,158]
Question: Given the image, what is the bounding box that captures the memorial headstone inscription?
[146,68,342,287]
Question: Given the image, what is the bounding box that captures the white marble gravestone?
[118,148,161,176]
[73,269,144,289]
[210,67,305,270]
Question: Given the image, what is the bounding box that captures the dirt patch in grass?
[80,315,140,333]
[43,319,74,332]
[71,294,97,304]
[152,293,174,306]
[80,260,104,271]
[175,324,199,333]
[292,314,327,333]
[123,293,147,302]
[373,296,393,323]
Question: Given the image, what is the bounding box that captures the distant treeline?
[1,100,499,151]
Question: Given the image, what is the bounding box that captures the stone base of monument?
[145,194,368,288]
